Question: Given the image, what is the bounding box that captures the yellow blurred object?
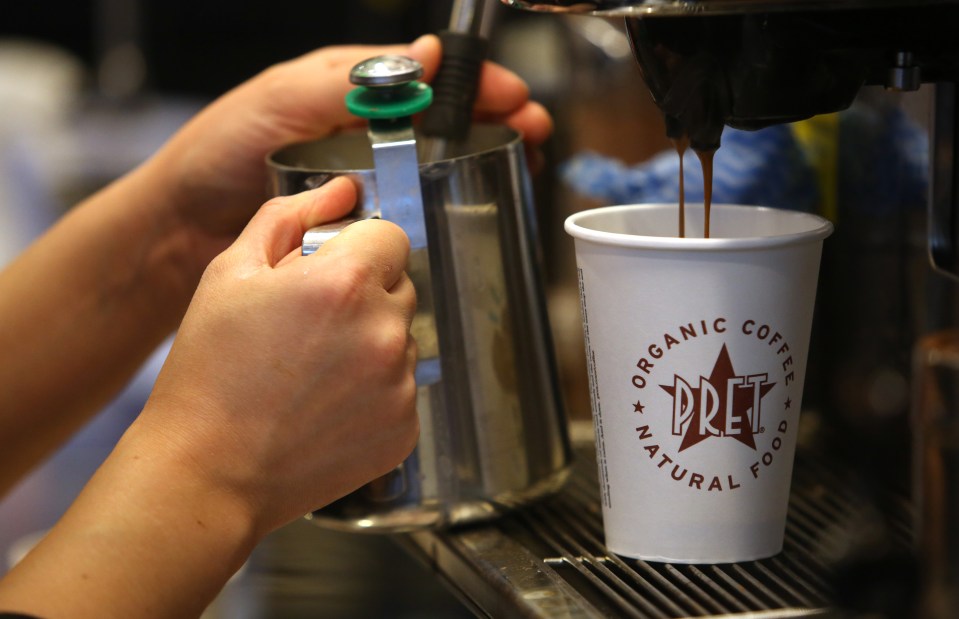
[791,113,840,222]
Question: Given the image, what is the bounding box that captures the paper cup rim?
[565,203,834,251]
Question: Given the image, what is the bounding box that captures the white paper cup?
[565,203,833,563]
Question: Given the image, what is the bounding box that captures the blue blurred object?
[561,103,929,217]
[562,124,819,212]
[838,103,929,216]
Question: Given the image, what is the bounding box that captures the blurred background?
[0,0,941,616]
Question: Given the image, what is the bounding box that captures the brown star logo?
[660,344,775,453]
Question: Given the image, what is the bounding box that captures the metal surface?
[348,56,430,249]
[507,0,959,282]
[930,83,959,279]
[349,55,424,88]
[301,219,364,257]
[501,0,955,16]
[267,125,571,532]
[402,422,910,618]
[367,124,430,250]
[450,0,497,38]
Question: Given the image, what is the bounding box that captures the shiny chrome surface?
[348,55,423,88]
[402,422,911,617]
[450,0,497,38]
[930,84,959,278]
[501,0,955,16]
[267,125,572,532]
[366,122,430,250]
[301,219,363,256]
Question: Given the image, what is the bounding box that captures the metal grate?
[494,452,836,617]
[403,430,910,618]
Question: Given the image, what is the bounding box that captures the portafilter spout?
[502,0,959,275]
[501,0,954,16]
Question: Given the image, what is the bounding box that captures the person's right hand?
[131,176,419,536]
[0,177,419,618]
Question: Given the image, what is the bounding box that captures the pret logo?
[629,317,798,493]
[662,344,775,452]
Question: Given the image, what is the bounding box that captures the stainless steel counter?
[399,422,911,618]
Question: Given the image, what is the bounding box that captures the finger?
[238,177,357,267]
[475,100,554,148]
[407,34,553,148]
[502,102,552,174]
[505,101,554,148]
[407,33,530,119]
[473,62,531,118]
[406,34,442,81]
[251,40,432,141]
[388,271,417,327]
[275,245,303,269]
[315,219,411,291]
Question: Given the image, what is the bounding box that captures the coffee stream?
[696,148,715,239]
[623,18,726,239]
[672,137,689,238]
[672,139,716,239]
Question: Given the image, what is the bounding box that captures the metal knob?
[349,55,423,88]
[345,56,432,121]
[887,51,921,92]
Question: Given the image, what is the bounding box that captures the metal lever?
[344,56,441,387]
[345,55,434,250]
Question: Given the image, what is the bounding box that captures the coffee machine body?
[502,0,959,613]
[503,0,959,272]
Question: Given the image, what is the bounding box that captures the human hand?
[132,177,418,536]
[0,177,418,617]
[147,35,552,289]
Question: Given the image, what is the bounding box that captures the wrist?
[111,159,211,309]
[110,414,264,554]
[0,415,261,618]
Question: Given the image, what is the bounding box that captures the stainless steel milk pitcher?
[267,121,572,531]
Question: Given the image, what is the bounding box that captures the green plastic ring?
[345,82,433,120]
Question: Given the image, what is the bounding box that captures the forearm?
[0,161,199,493]
[0,419,258,618]
[0,175,420,619]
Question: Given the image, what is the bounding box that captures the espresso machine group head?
[499,0,959,613]
[503,0,959,275]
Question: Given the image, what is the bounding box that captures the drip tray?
[400,422,910,618]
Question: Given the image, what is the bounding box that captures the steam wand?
[420,0,496,162]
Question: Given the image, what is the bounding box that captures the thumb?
[235,177,358,267]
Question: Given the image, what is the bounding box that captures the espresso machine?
[386,1,959,617]
[505,0,958,255]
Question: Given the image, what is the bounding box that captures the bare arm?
[0,35,553,618]
[0,180,420,618]
[0,34,551,495]
[0,165,193,492]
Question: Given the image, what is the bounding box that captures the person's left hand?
[144,35,552,292]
